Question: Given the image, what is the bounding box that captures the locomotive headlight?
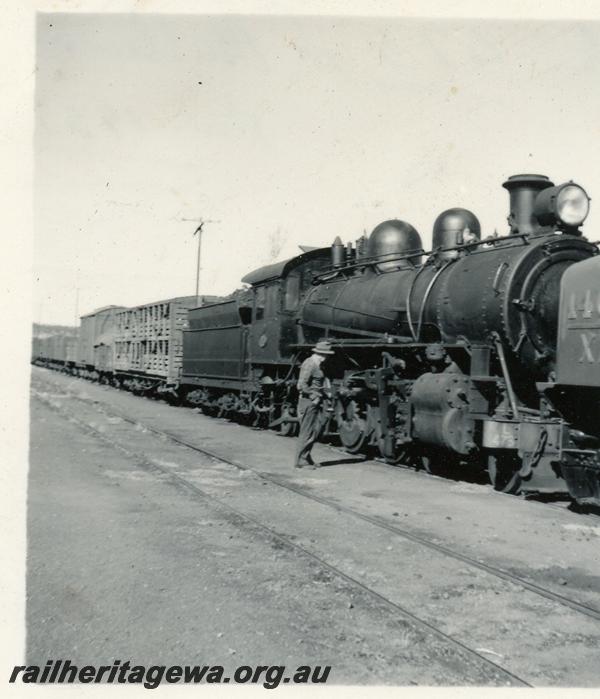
[534,181,590,228]
[556,185,590,225]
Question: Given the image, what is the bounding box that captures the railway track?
[32,374,600,627]
[33,385,532,686]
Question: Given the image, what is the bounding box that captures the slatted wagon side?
[114,296,218,385]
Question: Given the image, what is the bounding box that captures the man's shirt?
[297,354,328,401]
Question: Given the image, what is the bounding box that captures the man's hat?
[312,341,334,355]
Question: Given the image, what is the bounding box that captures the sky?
[34,12,600,325]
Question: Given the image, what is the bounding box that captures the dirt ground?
[27,367,600,686]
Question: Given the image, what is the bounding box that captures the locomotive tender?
[33,174,600,506]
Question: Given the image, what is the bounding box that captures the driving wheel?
[488,453,522,494]
[336,399,367,453]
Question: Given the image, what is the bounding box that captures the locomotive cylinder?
[410,372,475,455]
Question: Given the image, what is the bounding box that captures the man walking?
[293,341,334,469]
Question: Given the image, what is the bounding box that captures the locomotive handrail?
[414,259,456,341]
[312,250,424,281]
[312,232,532,283]
[406,260,434,341]
[289,339,430,348]
[299,319,415,343]
[459,232,529,250]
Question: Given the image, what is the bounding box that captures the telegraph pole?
[74,287,80,328]
[179,217,220,305]
[193,223,204,305]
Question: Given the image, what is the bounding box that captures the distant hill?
[32,323,79,339]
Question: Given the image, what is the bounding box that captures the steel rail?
[33,374,600,625]
[34,389,531,688]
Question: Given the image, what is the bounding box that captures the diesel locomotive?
[32,174,600,506]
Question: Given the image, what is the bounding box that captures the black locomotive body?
[32,173,600,506]
[179,173,599,502]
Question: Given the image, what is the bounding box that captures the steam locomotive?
[33,174,600,506]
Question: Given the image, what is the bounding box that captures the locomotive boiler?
[296,174,597,496]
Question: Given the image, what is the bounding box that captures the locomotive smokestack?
[502,174,554,235]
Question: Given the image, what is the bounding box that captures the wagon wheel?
[278,403,298,437]
[251,406,269,429]
[376,432,403,464]
[392,445,430,470]
[419,447,452,476]
[217,393,239,419]
[201,402,220,418]
[376,429,432,470]
[488,453,522,494]
[370,408,409,465]
[336,399,367,454]
[251,396,274,430]
[422,452,456,478]
[232,404,252,426]
[369,404,419,467]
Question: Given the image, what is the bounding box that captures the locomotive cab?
[241,247,332,368]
